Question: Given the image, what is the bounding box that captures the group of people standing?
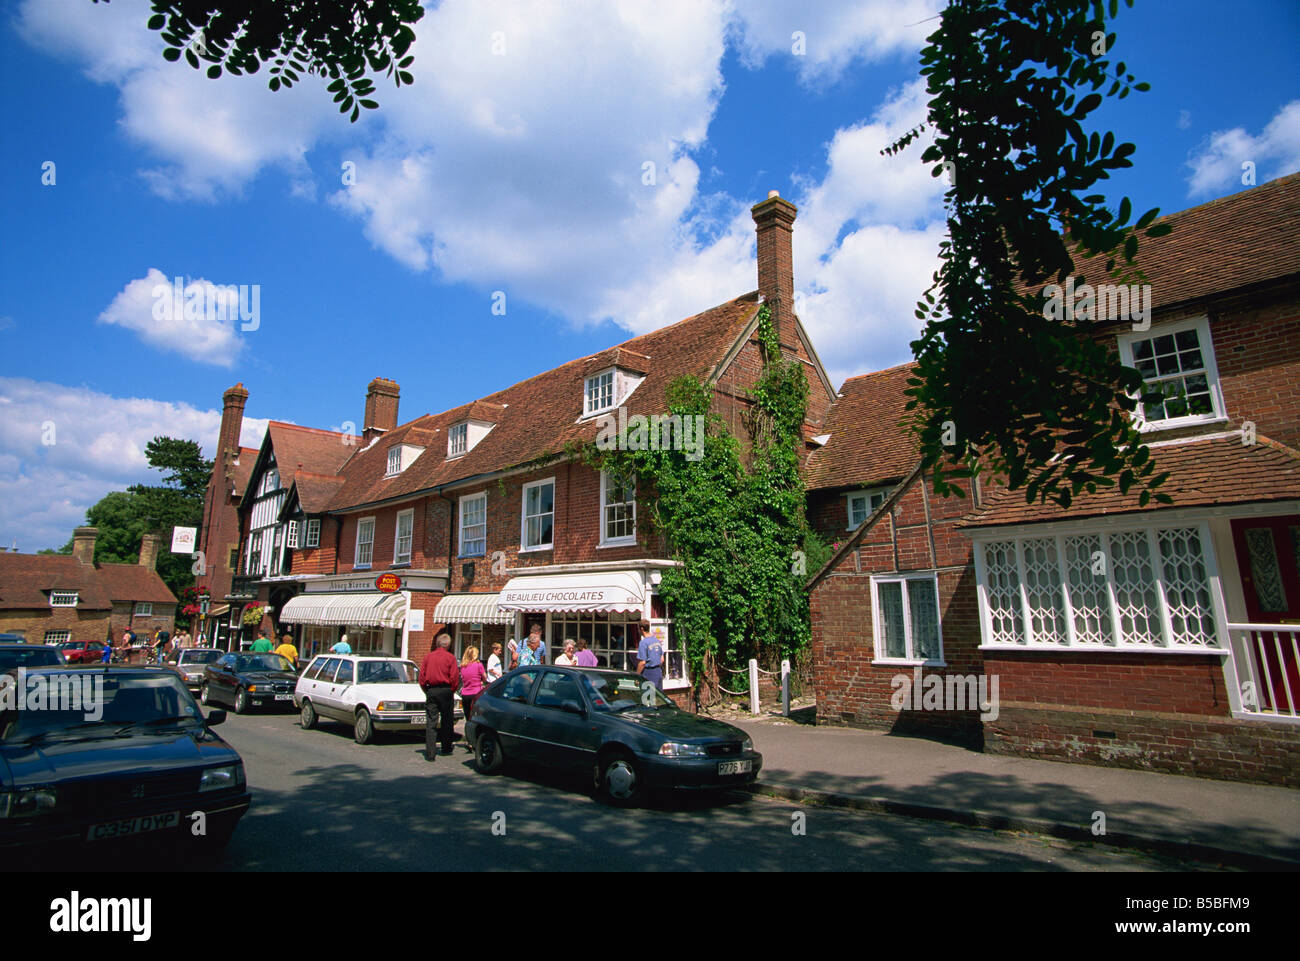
[103,626,198,664]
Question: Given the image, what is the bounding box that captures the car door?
[297,655,327,705]
[333,658,358,722]
[312,658,342,719]
[211,655,238,705]
[493,670,542,762]
[529,670,601,770]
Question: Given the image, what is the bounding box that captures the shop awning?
[279,592,407,628]
[206,604,230,617]
[433,592,513,625]
[498,572,645,613]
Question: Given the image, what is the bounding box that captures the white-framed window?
[260,467,280,496]
[394,509,414,565]
[305,518,321,548]
[1117,317,1224,430]
[584,369,615,416]
[49,591,79,608]
[246,530,262,575]
[448,423,468,457]
[600,470,636,546]
[521,478,555,551]
[459,492,487,557]
[273,524,285,574]
[355,517,375,568]
[847,486,891,530]
[871,574,943,663]
[386,447,403,476]
[286,520,300,549]
[44,630,71,644]
[135,602,153,617]
[974,522,1221,651]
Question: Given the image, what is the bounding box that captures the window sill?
[457,553,486,560]
[1137,413,1228,433]
[519,545,553,554]
[872,658,946,668]
[354,565,372,571]
[978,643,1226,655]
[598,538,638,549]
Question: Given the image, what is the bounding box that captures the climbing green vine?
[583,303,820,706]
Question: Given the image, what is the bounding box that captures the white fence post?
[781,659,790,716]
[748,658,759,715]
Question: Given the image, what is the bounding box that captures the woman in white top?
[486,642,504,681]
[554,639,578,666]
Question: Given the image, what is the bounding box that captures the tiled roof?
[324,293,762,511]
[289,471,347,514]
[961,434,1300,528]
[0,553,112,610]
[227,446,258,500]
[267,423,354,479]
[1048,171,1300,313]
[97,563,177,604]
[804,362,920,491]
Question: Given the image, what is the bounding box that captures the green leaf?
[147,14,166,30]
[162,47,181,62]
[206,65,221,79]
[360,99,379,110]
[185,47,199,69]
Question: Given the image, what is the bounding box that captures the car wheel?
[354,708,374,745]
[234,687,250,715]
[200,682,211,706]
[596,751,642,806]
[475,730,505,774]
[300,698,317,730]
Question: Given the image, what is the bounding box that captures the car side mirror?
[560,700,586,717]
[206,709,227,727]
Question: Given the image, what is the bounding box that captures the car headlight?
[377,701,399,712]
[199,764,245,792]
[742,737,753,752]
[659,742,707,757]
[0,786,58,818]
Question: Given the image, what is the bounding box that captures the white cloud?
[1186,100,1300,196]
[0,378,267,552]
[96,268,254,366]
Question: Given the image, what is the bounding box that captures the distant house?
[0,528,177,643]
[808,172,1300,787]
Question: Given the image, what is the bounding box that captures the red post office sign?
[375,573,402,593]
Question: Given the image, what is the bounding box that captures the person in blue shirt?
[331,633,353,655]
[517,624,545,667]
[636,620,665,690]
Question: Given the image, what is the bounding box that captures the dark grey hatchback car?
[464,666,762,804]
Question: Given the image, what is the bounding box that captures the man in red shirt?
[420,633,460,761]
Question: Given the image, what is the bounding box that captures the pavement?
[724,707,1300,869]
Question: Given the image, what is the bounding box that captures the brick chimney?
[751,190,798,349]
[220,383,249,469]
[139,532,161,571]
[72,527,97,566]
[363,378,401,445]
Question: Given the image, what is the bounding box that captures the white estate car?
[294,654,428,744]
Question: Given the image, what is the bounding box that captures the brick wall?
[0,609,112,642]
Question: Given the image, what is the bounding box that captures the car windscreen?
[358,660,417,684]
[180,650,222,665]
[0,673,203,742]
[0,648,64,670]
[235,654,294,673]
[580,672,675,711]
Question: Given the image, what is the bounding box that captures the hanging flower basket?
[241,603,266,627]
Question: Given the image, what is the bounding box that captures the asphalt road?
[135,709,1227,872]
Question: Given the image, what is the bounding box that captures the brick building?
[201,192,837,693]
[0,528,177,644]
[807,172,1300,786]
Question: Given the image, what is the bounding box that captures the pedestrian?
[251,629,274,653]
[575,636,598,668]
[332,633,352,655]
[554,639,578,666]
[458,646,487,739]
[635,620,666,691]
[517,623,545,667]
[419,634,460,761]
[507,635,519,670]
[486,642,504,682]
[275,632,299,669]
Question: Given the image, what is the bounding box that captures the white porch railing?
[1227,623,1300,720]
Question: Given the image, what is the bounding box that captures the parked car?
[294,654,427,744]
[465,666,762,804]
[166,648,224,691]
[200,652,298,714]
[0,644,66,671]
[0,666,250,860]
[56,641,108,664]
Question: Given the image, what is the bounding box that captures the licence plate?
[274,694,292,701]
[409,714,426,724]
[717,760,752,776]
[87,811,181,841]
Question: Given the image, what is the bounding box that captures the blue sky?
[1,0,1297,552]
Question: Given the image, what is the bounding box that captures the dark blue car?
[465,666,762,804]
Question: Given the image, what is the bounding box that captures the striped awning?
[433,592,513,626]
[498,571,645,613]
[279,592,407,628]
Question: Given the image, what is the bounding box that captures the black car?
[0,666,250,859]
[201,652,299,714]
[465,666,763,804]
[0,644,67,670]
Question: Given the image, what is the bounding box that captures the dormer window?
[387,446,403,476]
[50,591,79,608]
[585,370,615,416]
[259,468,280,496]
[1117,317,1225,430]
[449,423,468,457]
[847,487,891,530]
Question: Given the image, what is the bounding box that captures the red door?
[1230,516,1300,713]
